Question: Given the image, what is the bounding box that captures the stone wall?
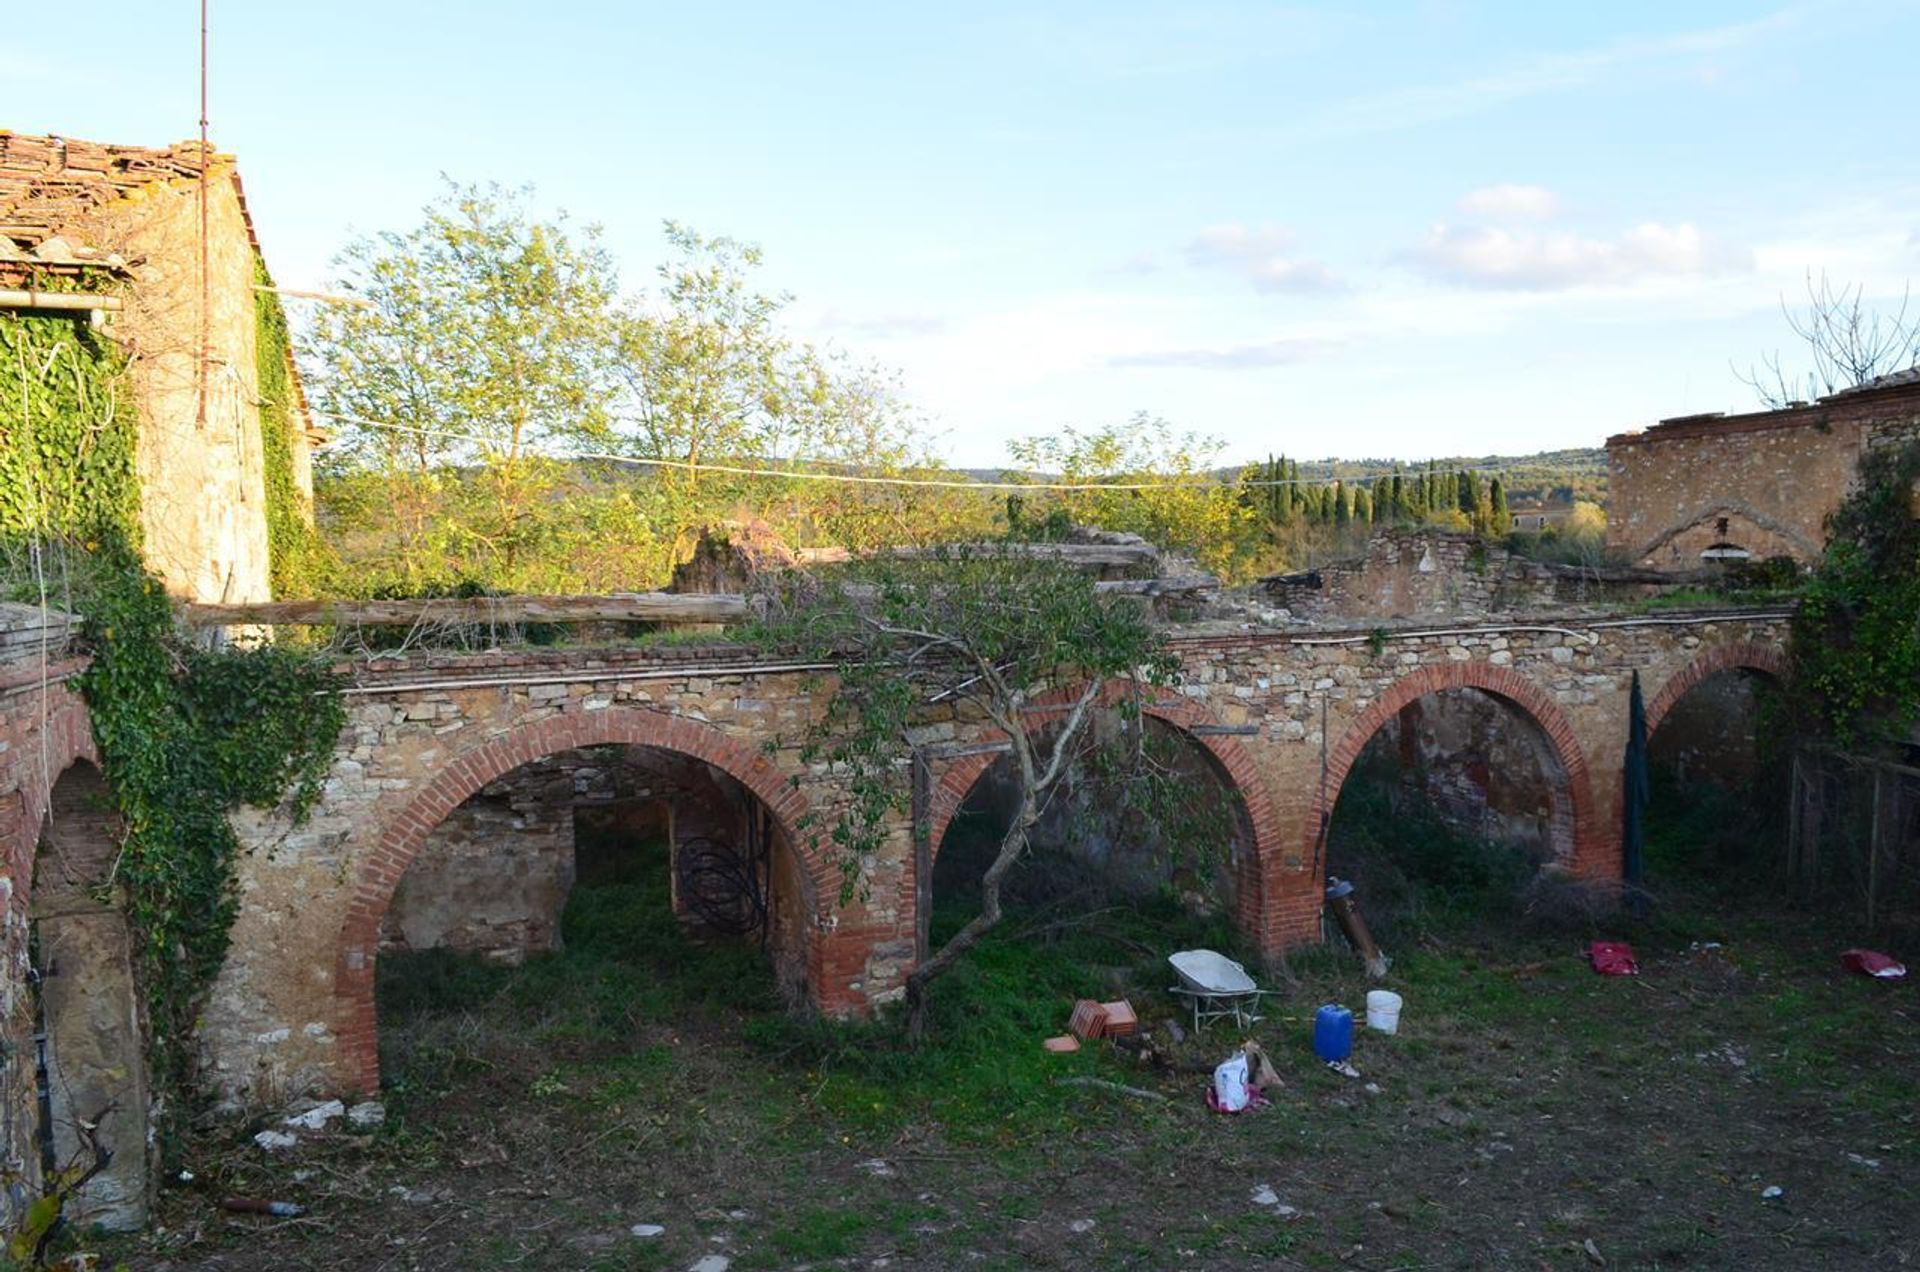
[1357,689,1561,856]
[199,646,913,1103]
[82,164,279,604]
[32,763,150,1231]
[381,743,769,963]
[0,610,98,1226]
[1604,380,1920,570]
[1262,530,1558,621]
[186,614,1791,1104]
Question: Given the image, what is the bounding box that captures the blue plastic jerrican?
[1313,1003,1354,1062]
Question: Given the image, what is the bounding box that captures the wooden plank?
[179,591,753,628]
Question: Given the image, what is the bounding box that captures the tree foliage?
[305,180,620,470]
[1785,438,1920,752]
[1009,416,1255,577]
[752,549,1177,1039]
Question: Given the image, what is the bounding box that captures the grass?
[98,799,1920,1271]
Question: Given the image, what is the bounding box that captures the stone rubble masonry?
[0,613,1791,1108]
[1264,530,1558,621]
[1604,379,1920,570]
[1,132,323,604]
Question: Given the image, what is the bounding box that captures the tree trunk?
[904,796,1036,1046]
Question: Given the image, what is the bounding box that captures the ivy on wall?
[0,309,139,544]
[3,305,344,1151]
[253,256,332,597]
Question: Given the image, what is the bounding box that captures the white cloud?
[1406,221,1751,291]
[1458,184,1561,220]
[1185,223,1344,293]
[1110,337,1341,370]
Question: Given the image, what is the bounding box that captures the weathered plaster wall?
[1358,689,1562,856]
[111,167,274,603]
[382,765,576,962]
[1604,383,1920,571]
[32,762,149,1231]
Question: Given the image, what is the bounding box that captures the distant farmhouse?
[1605,371,1920,570]
[1,130,321,603]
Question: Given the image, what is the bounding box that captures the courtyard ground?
[94,828,1917,1272]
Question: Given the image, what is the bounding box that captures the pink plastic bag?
[1589,941,1638,976]
[1840,949,1907,979]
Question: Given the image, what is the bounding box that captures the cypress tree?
[1333,480,1349,527]
[1458,470,1479,515]
[1490,477,1512,536]
[1352,484,1372,524]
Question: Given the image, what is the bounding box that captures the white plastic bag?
[1212,1052,1251,1113]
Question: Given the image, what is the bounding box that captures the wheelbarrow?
[1167,949,1270,1032]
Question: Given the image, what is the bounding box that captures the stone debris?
[346,1100,386,1129]
[1068,1219,1096,1234]
[283,1099,345,1130]
[1251,1185,1280,1207]
[630,1224,666,1238]
[252,1130,298,1151]
[688,1257,731,1272]
[857,1158,897,1178]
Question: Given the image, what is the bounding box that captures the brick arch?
[3,683,99,905]
[1308,661,1602,877]
[331,706,822,1092]
[1645,640,1787,737]
[921,682,1282,947]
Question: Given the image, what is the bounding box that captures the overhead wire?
[312,411,1589,496]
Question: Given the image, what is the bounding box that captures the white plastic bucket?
[1365,990,1403,1035]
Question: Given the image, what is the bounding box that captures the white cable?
[311,411,1589,496]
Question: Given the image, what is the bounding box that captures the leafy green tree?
[304,180,622,471]
[1008,416,1257,577]
[752,549,1175,1041]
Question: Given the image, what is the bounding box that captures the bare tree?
[1739,271,1920,408]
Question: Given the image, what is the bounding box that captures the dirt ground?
[95,886,1916,1272]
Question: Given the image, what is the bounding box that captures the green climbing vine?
[1784,436,1920,752]
[77,547,344,1134]
[3,306,344,1151]
[253,255,333,596]
[0,308,139,544]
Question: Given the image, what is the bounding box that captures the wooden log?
[793,542,1161,569]
[179,592,753,628]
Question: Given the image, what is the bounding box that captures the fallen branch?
[1053,1075,1169,1102]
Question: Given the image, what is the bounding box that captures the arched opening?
[373,739,809,1108]
[932,711,1258,930]
[1324,688,1575,937]
[336,708,822,1094]
[1310,665,1596,944]
[1643,652,1786,889]
[29,761,149,1230]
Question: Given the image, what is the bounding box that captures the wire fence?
[1787,748,1920,930]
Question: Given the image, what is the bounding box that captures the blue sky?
[5,2,1916,466]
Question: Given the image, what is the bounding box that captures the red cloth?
[1841,949,1907,979]
[1589,941,1639,976]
